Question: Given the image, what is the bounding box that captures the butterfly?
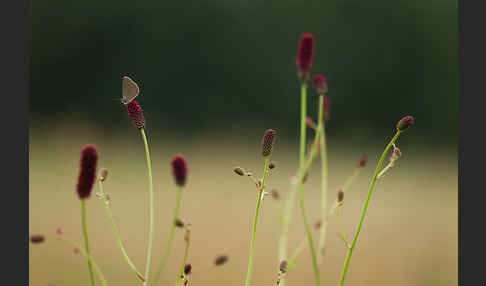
[121,76,140,105]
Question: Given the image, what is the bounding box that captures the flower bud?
[313,74,327,95]
[99,168,109,182]
[214,255,229,266]
[279,260,288,273]
[233,167,245,176]
[358,155,368,168]
[337,189,344,203]
[261,129,277,157]
[396,115,414,132]
[30,234,45,244]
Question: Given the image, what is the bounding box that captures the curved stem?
[317,95,328,258]
[245,157,270,286]
[98,180,145,282]
[140,128,155,286]
[151,186,184,286]
[339,131,401,286]
[81,199,96,286]
[58,236,108,286]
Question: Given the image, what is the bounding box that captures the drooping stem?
[151,186,184,286]
[81,199,96,286]
[140,128,155,286]
[245,157,270,286]
[318,95,328,257]
[339,131,401,286]
[58,236,108,286]
[297,83,320,286]
[98,180,145,282]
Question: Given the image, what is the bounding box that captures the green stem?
[175,232,190,286]
[328,168,362,217]
[81,199,96,286]
[98,180,145,282]
[286,166,363,273]
[339,131,401,286]
[245,157,270,286]
[151,186,184,286]
[297,83,320,286]
[317,95,328,258]
[336,206,350,248]
[299,84,307,181]
[58,236,108,286]
[140,128,155,286]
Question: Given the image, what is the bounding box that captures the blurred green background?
[29,0,457,285]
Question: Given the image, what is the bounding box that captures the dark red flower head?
[126,101,146,129]
[396,115,414,132]
[261,129,277,157]
[76,144,99,199]
[171,154,188,187]
[313,74,327,95]
[296,33,314,81]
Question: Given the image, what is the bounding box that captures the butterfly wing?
[122,76,140,104]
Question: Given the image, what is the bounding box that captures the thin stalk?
[58,236,108,286]
[286,166,363,272]
[81,199,96,286]
[297,83,320,286]
[175,232,190,286]
[98,180,145,282]
[317,94,328,258]
[328,168,362,217]
[287,236,307,271]
[339,131,401,286]
[336,206,350,248]
[245,157,270,286]
[151,186,184,286]
[140,128,155,286]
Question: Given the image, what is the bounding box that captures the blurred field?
[29,122,457,286]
